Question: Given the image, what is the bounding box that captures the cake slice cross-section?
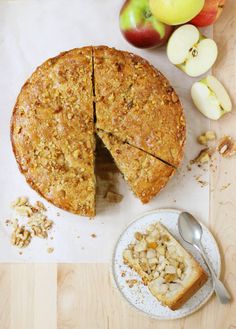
[123,222,208,310]
[97,130,175,203]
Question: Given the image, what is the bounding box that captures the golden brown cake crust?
[97,130,175,203]
[11,45,186,215]
[94,46,186,168]
[11,47,96,217]
[167,266,208,310]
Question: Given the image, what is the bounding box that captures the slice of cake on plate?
[123,222,208,310]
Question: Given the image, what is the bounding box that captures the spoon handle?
[196,242,231,304]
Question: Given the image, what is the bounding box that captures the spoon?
[178,211,231,304]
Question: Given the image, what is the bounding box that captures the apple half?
[167,24,218,77]
[191,75,232,120]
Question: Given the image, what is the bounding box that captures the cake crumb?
[105,190,123,203]
[91,233,97,238]
[220,183,231,191]
[126,279,138,288]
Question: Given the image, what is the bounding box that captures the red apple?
[190,0,226,27]
[119,0,173,49]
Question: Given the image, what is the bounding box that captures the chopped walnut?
[11,225,31,248]
[191,148,212,164]
[9,197,54,249]
[105,190,123,203]
[218,136,236,158]
[197,131,216,145]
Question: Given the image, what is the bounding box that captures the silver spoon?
[178,211,231,304]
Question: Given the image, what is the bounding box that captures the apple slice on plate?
[167,24,218,77]
[191,75,232,120]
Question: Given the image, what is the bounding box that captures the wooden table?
[1,1,236,328]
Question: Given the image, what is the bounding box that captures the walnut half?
[218,136,236,158]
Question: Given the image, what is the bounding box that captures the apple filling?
[123,223,188,293]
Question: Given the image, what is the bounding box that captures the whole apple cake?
[11,46,186,216]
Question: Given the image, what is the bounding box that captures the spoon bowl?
[178,211,203,246]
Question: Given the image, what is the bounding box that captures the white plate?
[111,209,221,320]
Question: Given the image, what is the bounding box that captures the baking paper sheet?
[0,0,211,262]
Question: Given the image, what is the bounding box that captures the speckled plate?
[111,209,221,320]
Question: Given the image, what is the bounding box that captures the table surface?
[1,1,236,328]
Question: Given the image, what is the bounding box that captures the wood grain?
[1,1,236,328]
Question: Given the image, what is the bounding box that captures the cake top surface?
[11,47,96,216]
[94,46,186,167]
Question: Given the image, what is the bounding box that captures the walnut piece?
[197,131,216,146]
[218,136,236,158]
[11,224,31,248]
[191,148,212,164]
[9,197,54,249]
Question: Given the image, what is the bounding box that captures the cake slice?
[11,47,96,216]
[94,46,186,167]
[123,222,208,310]
[97,130,175,203]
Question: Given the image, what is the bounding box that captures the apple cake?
[11,47,96,217]
[93,46,186,167]
[123,222,208,310]
[97,130,175,203]
[11,46,186,216]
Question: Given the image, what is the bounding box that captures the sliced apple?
[191,75,232,120]
[167,24,218,77]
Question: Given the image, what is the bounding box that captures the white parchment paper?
[0,0,211,262]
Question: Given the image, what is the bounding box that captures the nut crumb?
[220,183,231,191]
[47,247,54,254]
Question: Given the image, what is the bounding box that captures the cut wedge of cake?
[97,130,175,203]
[123,222,208,310]
[94,46,186,167]
[11,47,96,216]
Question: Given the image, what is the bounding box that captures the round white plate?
[112,209,221,320]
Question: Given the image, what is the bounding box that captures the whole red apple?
[119,0,173,49]
[190,0,226,27]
